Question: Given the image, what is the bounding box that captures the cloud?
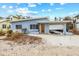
[41,9,45,12]
[9,6,13,9]
[69,11,79,15]
[41,9,52,13]
[28,3,37,7]
[2,5,6,8]
[29,11,38,14]
[7,10,13,13]
[47,9,52,12]
[38,3,42,5]
[16,8,28,14]
[16,3,21,5]
[56,7,63,10]
[50,3,54,6]
[16,7,38,15]
[60,3,65,5]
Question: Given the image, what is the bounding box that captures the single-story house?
[10,17,72,34]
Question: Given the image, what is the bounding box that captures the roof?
[0,19,10,23]
[38,20,73,24]
[10,17,49,23]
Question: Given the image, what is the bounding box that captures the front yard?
[0,34,79,55]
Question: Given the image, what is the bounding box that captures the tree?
[0,17,3,19]
[63,16,73,31]
[74,14,79,19]
[54,17,58,21]
[63,16,72,20]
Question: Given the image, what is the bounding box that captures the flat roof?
[38,21,73,24]
[10,17,49,23]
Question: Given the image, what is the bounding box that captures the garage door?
[49,24,64,30]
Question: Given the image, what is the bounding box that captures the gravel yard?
[0,34,79,56]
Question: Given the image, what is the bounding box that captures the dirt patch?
[3,32,42,44]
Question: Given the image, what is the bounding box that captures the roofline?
[38,21,73,24]
[10,17,49,23]
[0,20,10,23]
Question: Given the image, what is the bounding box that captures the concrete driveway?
[29,34,79,46]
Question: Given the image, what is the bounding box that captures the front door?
[39,24,45,33]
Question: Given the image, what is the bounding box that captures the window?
[30,24,39,29]
[16,25,22,29]
[2,24,6,29]
[36,24,39,29]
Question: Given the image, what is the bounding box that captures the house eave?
[10,17,49,23]
[38,21,73,24]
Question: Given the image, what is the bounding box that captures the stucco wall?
[11,19,49,34]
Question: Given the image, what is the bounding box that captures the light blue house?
[10,17,72,34]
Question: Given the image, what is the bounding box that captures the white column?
[63,24,67,35]
[39,24,41,34]
[45,24,49,34]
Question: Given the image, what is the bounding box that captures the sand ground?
[0,34,79,56]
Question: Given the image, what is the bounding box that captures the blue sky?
[0,3,79,18]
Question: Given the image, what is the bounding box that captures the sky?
[0,3,79,18]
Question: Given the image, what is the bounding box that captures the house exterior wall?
[11,18,67,34]
[11,18,49,34]
[0,20,10,31]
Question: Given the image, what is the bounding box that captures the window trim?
[30,24,39,29]
[16,25,22,29]
[2,24,6,29]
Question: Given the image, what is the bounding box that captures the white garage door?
[76,23,79,31]
[49,24,64,30]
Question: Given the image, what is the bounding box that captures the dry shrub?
[0,30,5,36]
[6,30,13,37]
[4,32,42,44]
[71,28,79,35]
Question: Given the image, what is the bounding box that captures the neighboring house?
[10,17,72,34]
[0,19,11,31]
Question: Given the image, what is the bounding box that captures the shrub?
[0,30,5,36]
[4,32,42,44]
[6,30,13,37]
[71,28,79,35]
